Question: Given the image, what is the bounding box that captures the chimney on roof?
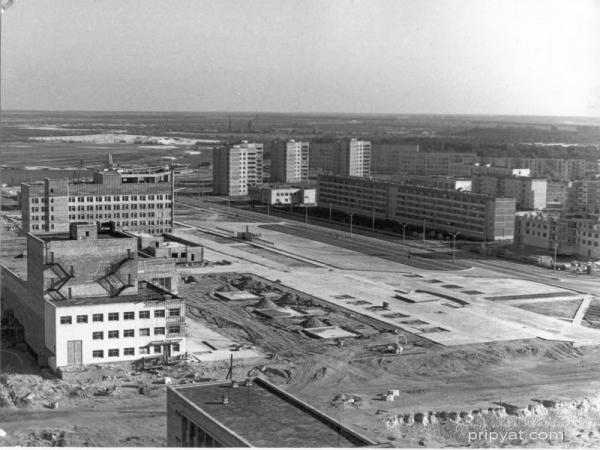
[222,394,230,405]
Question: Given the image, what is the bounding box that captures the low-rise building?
[1,223,184,371]
[166,378,376,447]
[248,185,317,206]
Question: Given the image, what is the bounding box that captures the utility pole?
[553,242,558,272]
[349,212,355,239]
[305,206,308,228]
[402,223,408,251]
[422,219,426,243]
[329,202,332,222]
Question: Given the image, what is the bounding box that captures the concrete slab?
[303,326,359,340]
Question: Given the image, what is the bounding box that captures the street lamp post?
[371,207,375,232]
[553,242,558,272]
[401,223,408,251]
[305,206,308,228]
[329,202,332,222]
[422,219,426,243]
[452,232,460,264]
[349,212,355,238]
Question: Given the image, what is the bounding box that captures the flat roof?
[49,283,179,307]
[36,230,131,242]
[171,378,375,447]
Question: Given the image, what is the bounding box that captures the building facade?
[212,141,264,196]
[334,139,371,177]
[318,175,515,240]
[471,174,547,210]
[566,179,600,214]
[1,223,184,370]
[248,185,317,206]
[270,139,309,183]
[21,168,174,236]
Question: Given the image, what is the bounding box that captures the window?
[139,347,149,355]
[124,311,135,320]
[154,309,165,318]
[154,327,165,335]
[124,348,135,356]
[60,316,72,325]
[92,332,104,340]
[139,328,150,336]
[172,343,180,352]
[93,313,103,322]
[93,350,104,358]
[108,312,119,321]
[77,315,88,324]
[108,349,119,357]
[139,310,150,319]
[124,329,134,338]
[153,345,162,354]
[168,308,180,317]
[108,330,119,339]
[168,325,180,334]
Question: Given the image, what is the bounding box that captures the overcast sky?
[1,0,599,116]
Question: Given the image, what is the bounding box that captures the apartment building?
[514,211,600,259]
[388,174,472,192]
[21,167,174,236]
[334,139,371,177]
[318,175,515,240]
[566,179,600,214]
[167,378,375,447]
[372,149,477,176]
[1,223,184,371]
[471,174,547,210]
[270,139,309,183]
[480,157,596,181]
[212,141,263,196]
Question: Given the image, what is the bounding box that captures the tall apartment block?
[212,141,263,196]
[566,179,600,214]
[1,223,184,371]
[317,175,515,241]
[335,139,371,177]
[21,167,174,236]
[270,139,309,183]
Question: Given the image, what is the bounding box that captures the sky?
[1,0,599,116]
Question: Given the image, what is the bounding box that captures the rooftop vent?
[231,380,239,389]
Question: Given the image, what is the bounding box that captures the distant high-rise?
[213,141,263,196]
[334,139,371,177]
[270,140,309,183]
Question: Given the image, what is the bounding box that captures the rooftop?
[35,230,131,242]
[49,283,179,307]
[170,378,375,448]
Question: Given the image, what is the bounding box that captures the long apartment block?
[21,167,174,236]
[318,175,515,240]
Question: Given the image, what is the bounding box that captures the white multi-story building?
[1,223,185,371]
[335,139,371,177]
[213,141,263,196]
[270,140,309,183]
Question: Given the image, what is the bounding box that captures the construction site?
[4,196,600,447]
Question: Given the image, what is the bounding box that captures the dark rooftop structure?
[167,377,376,447]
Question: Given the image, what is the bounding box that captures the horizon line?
[1,109,600,121]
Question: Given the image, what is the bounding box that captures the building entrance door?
[67,340,82,365]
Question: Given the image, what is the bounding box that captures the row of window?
[66,215,168,225]
[92,343,179,358]
[66,194,171,202]
[59,308,180,324]
[91,325,180,339]
[68,203,169,211]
